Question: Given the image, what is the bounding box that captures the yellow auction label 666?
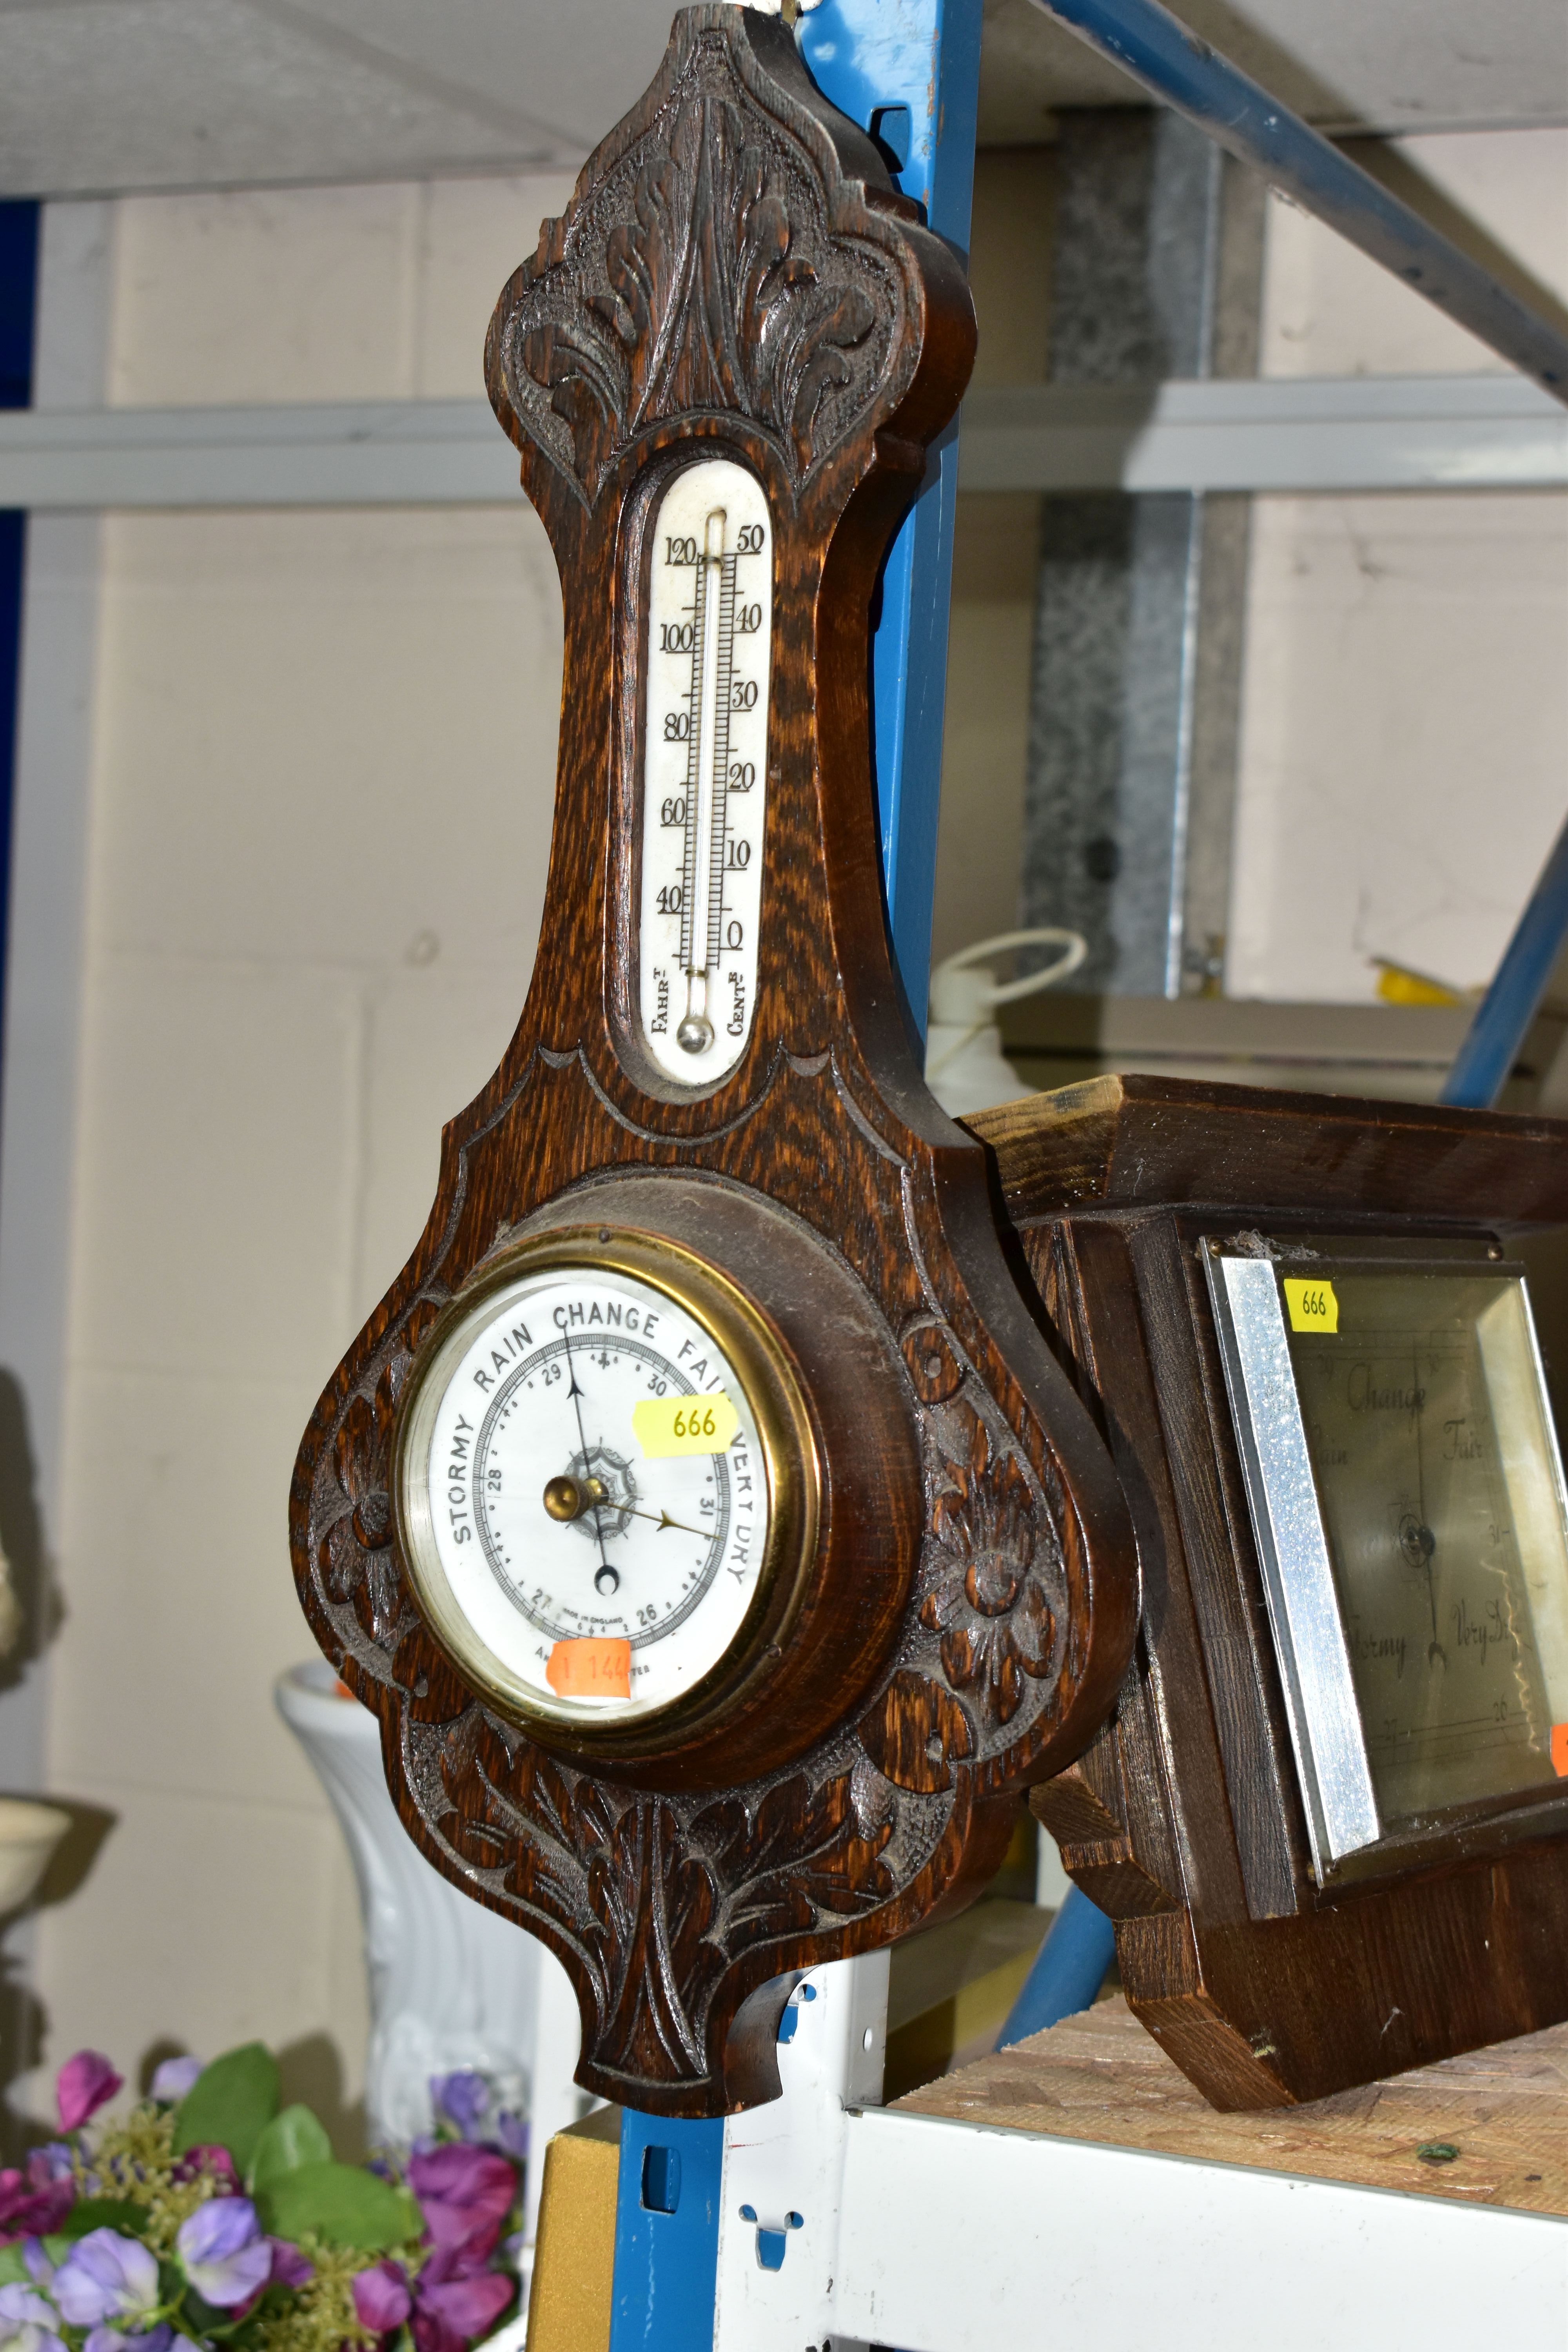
[1283,1277,1339,1334]
[632,1393,740,1456]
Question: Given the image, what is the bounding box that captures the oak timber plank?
[895,1994,1568,2215]
[967,1073,1568,1229]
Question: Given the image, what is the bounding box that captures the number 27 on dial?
[638,457,772,1087]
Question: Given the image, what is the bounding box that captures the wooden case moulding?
[289,5,1138,2120]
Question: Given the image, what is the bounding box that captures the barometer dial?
[638,457,772,1086]
[394,1231,813,1735]
[1287,1268,1568,1822]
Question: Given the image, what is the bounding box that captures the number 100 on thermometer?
[639,457,772,1086]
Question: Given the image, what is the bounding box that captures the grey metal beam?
[0,398,523,509]
[959,374,1568,494]
[0,376,1560,509]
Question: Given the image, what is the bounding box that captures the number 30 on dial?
[639,457,772,1087]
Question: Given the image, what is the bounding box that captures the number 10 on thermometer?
[639,457,772,1085]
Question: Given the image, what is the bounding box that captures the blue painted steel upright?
[1442,811,1568,1110]
[996,1883,1116,2047]
[799,0,985,1031]
[609,2107,726,2352]
[0,203,40,1095]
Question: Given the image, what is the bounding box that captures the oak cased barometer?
[291,5,1137,2118]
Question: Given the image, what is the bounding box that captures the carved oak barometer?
[290,4,1137,2117]
[292,0,1568,2123]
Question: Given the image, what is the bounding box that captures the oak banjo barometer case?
[290,4,1138,2118]
[291,3,1568,2118]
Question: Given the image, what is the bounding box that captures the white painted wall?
[13,172,571,2127]
[1227,127,1568,1002]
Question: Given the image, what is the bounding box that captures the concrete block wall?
[14,172,571,2127]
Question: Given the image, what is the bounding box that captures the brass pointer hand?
[541,1474,710,1546]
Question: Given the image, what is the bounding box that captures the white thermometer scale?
[638,457,772,1085]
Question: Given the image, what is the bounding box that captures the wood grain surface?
[898,1994,1568,2217]
[975,1071,1568,1229]
[289,5,1138,2118]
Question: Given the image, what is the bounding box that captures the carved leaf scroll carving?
[494,30,902,505]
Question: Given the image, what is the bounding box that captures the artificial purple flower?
[492,2115,527,2166]
[56,2054,123,2134]
[407,2145,515,2258]
[83,2327,172,2352]
[352,2261,412,2334]
[52,2232,159,2329]
[176,2200,270,2310]
[149,2058,202,2105]
[0,2281,67,2352]
[267,2241,312,2290]
[409,2249,514,2352]
[430,2074,489,2141]
[0,2153,75,2242]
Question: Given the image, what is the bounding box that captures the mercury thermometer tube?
[676,506,732,1056]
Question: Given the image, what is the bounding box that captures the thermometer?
[639,457,772,1086]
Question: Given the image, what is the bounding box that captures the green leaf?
[56,2197,149,2239]
[0,2244,31,2285]
[256,2162,418,2251]
[172,2043,280,2173]
[249,2105,333,2195]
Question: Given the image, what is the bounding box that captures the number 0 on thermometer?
[639,457,772,1085]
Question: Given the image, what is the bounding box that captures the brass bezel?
[392,1222,820,1755]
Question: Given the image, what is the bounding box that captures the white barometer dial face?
[399,1263,772,1724]
[639,457,772,1087]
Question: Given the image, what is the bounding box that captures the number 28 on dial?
[639,457,772,1087]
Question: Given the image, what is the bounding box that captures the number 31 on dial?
[639,457,772,1087]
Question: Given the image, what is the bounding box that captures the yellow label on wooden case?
[632,1394,739,1456]
[1283,1278,1339,1334]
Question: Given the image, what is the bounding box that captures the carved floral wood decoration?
[490,27,900,499]
[291,5,1138,2116]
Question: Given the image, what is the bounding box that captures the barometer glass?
[397,1254,775,1726]
[1212,1250,1568,1869]
[638,457,772,1087]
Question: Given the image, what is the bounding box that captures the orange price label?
[1551,1722,1568,1779]
[546,1638,631,1700]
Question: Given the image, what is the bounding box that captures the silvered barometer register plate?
[394,1229,815,1739]
[1207,1245,1568,1876]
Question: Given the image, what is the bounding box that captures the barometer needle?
[621,1502,710,1542]
[561,1332,619,1595]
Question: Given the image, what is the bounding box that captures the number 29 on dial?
[638,457,772,1087]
